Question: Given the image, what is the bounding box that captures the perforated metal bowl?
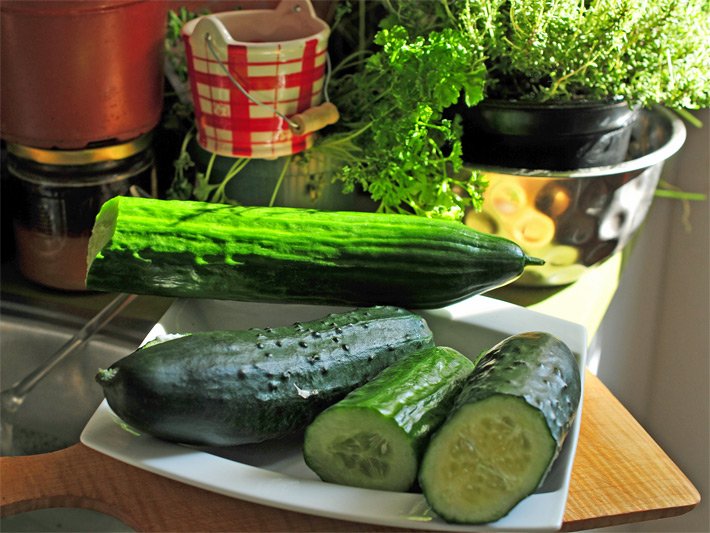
[464,107,686,286]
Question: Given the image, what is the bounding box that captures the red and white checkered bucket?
[182,0,331,159]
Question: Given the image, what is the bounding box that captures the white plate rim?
[81,295,587,532]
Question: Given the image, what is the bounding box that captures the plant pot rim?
[465,107,685,178]
[476,98,634,112]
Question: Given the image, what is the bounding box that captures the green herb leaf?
[329,23,488,219]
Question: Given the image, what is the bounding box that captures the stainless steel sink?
[1,299,143,456]
[0,508,133,533]
[0,291,167,532]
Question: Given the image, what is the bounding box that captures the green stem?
[224,158,249,180]
[441,0,456,25]
[329,49,371,77]
[672,108,704,129]
[525,255,546,266]
[654,189,707,201]
[204,152,217,185]
[269,156,292,207]
[180,128,195,154]
[322,122,373,145]
[213,158,249,202]
[358,0,367,59]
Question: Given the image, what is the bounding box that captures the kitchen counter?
[0,255,700,531]
[1,369,699,531]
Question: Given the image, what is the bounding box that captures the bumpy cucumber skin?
[419,331,581,524]
[303,346,475,491]
[96,306,434,446]
[86,196,541,309]
[323,346,475,455]
[459,332,581,448]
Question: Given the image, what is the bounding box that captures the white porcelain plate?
[81,295,587,532]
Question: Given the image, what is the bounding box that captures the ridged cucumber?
[85,196,543,309]
[419,332,581,524]
[303,346,475,492]
[95,306,434,446]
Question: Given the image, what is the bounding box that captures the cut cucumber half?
[418,332,581,524]
[304,346,475,492]
[305,408,418,491]
[419,394,556,524]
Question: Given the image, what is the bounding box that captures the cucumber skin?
[303,346,476,490]
[317,346,476,455]
[95,306,434,446]
[419,332,581,524]
[85,196,541,309]
[459,332,581,449]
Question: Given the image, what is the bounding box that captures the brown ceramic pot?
[0,0,167,149]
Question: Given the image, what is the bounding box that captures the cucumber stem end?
[96,367,119,386]
[525,255,545,266]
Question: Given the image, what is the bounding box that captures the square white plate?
[81,295,587,532]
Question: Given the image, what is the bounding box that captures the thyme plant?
[454,0,710,108]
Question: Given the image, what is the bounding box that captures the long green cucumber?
[419,332,581,524]
[85,196,543,308]
[95,306,434,446]
[303,346,475,492]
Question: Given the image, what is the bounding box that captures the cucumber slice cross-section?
[304,346,476,492]
[419,394,556,523]
[419,332,581,524]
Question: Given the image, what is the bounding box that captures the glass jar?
[7,134,156,291]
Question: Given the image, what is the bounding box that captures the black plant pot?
[458,100,639,170]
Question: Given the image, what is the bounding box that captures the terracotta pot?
[0,1,167,149]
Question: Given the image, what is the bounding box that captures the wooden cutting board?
[0,371,699,532]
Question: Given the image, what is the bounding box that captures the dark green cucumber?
[85,196,543,309]
[303,346,475,492]
[419,332,581,524]
[95,306,434,446]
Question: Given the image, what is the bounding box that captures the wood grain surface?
[0,371,700,532]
